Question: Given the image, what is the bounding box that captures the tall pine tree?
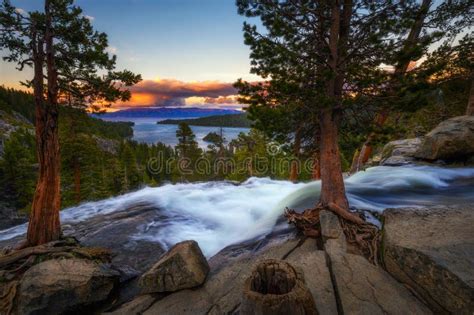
[0,0,141,246]
[236,0,415,223]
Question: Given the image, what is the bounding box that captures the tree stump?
[240,259,318,315]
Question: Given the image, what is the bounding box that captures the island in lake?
[158,113,251,128]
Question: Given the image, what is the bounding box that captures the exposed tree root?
[0,280,18,315]
[284,207,323,238]
[340,218,382,265]
[327,202,365,225]
[284,205,381,265]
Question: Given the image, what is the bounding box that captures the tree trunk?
[349,149,359,174]
[27,97,61,246]
[26,0,61,246]
[466,78,474,116]
[318,0,350,211]
[319,109,349,210]
[351,110,388,172]
[289,127,301,182]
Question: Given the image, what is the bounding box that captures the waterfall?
[1,165,473,256]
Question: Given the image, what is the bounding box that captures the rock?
[414,115,474,161]
[320,210,343,240]
[141,236,338,315]
[285,239,338,315]
[138,240,210,294]
[329,252,432,314]
[65,203,167,273]
[383,206,474,314]
[366,152,382,166]
[16,258,120,314]
[320,210,346,255]
[240,259,317,315]
[320,209,430,314]
[380,138,422,166]
[108,294,158,315]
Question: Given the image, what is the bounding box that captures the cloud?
[106,46,118,54]
[84,15,95,21]
[118,78,242,109]
[14,7,26,15]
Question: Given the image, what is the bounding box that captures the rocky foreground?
[1,205,472,314]
[110,206,473,315]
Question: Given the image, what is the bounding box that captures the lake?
[102,117,250,148]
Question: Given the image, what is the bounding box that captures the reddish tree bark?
[26,0,61,246]
[317,0,365,225]
[319,109,349,210]
[318,0,351,211]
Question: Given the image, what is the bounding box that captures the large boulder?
[321,211,431,315]
[383,206,474,314]
[380,138,422,166]
[16,258,120,314]
[138,240,210,294]
[414,115,474,161]
[329,252,431,314]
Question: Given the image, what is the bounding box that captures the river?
[1,165,473,257]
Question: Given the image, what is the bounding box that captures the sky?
[0,0,261,110]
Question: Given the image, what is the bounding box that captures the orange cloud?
[115,78,240,109]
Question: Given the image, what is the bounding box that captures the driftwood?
[0,239,112,280]
[0,246,76,269]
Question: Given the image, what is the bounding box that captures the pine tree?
[0,0,141,246]
[175,123,202,180]
[352,0,473,171]
[236,0,416,222]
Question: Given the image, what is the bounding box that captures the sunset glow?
[112,78,241,110]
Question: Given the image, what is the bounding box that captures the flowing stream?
[1,165,473,256]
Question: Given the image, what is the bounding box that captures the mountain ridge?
[96,107,242,119]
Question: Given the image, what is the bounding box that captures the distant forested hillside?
[0,86,174,223]
[158,113,251,128]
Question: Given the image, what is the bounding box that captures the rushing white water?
[1,165,473,256]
